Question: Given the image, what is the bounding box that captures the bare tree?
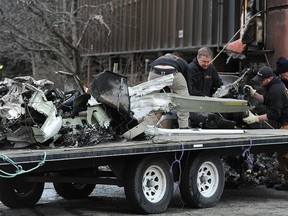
[0,0,112,81]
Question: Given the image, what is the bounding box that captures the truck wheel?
[180,152,224,208]
[53,182,95,199]
[124,156,174,214]
[0,178,44,208]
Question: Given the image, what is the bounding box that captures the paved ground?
[0,184,287,216]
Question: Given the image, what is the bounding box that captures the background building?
[79,0,288,85]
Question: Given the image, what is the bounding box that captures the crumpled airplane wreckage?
[0,70,251,149]
[0,70,283,187]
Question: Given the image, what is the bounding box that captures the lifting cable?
[0,151,47,178]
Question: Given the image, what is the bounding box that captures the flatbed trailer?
[0,129,288,214]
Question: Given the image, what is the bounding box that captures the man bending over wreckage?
[144,52,190,129]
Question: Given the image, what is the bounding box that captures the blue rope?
[242,138,253,169]
[0,151,47,178]
[170,143,185,185]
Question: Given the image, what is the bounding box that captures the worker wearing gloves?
[243,66,288,191]
[243,66,288,125]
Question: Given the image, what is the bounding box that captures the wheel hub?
[200,174,208,184]
[146,179,155,188]
[197,162,219,198]
[142,166,167,203]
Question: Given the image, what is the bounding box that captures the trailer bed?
[1,129,288,166]
[0,128,288,214]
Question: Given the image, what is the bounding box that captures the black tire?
[124,156,174,214]
[180,152,225,208]
[53,182,95,199]
[0,177,44,208]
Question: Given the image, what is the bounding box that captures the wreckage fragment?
[90,71,130,114]
[130,93,249,121]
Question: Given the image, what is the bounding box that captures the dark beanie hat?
[275,56,288,75]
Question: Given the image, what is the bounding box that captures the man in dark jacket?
[243,66,288,190]
[149,52,189,80]
[274,56,288,86]
[187,47,223,97]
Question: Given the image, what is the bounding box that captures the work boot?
[274,183,288,191]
